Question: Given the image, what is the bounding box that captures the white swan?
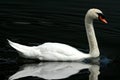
[8,8,107,61]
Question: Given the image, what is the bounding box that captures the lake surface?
[0,0,120,80]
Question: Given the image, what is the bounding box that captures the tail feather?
[7,39,40,58]
[8,39,30,53]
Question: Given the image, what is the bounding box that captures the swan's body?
[8,8,107,61]
[8,40,90,61]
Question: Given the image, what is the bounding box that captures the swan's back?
[38,42,90,61]
[39,42,80,56]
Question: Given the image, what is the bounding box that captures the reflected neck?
[89,65,100,80]
[85,16,100,57]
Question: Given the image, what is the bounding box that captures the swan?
[8,8,107,61]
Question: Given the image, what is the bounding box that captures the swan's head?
[86,8,108,24]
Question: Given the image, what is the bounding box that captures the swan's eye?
[97,13,105,19]
[97,13,108,24]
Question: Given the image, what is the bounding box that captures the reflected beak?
[99,16,108,24]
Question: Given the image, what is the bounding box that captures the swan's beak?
[99,16,108,24]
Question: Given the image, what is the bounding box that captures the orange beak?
[99,16,108,24]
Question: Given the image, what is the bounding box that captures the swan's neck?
[85,16,100,57]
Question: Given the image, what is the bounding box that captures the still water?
[0,0,120,80]
[0,59,119,80]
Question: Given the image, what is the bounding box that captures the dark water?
[0,0,120,80]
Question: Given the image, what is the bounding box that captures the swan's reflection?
[9,62,100,80]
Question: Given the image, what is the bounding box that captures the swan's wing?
[39,42,82,56]
[36,42,89,61]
